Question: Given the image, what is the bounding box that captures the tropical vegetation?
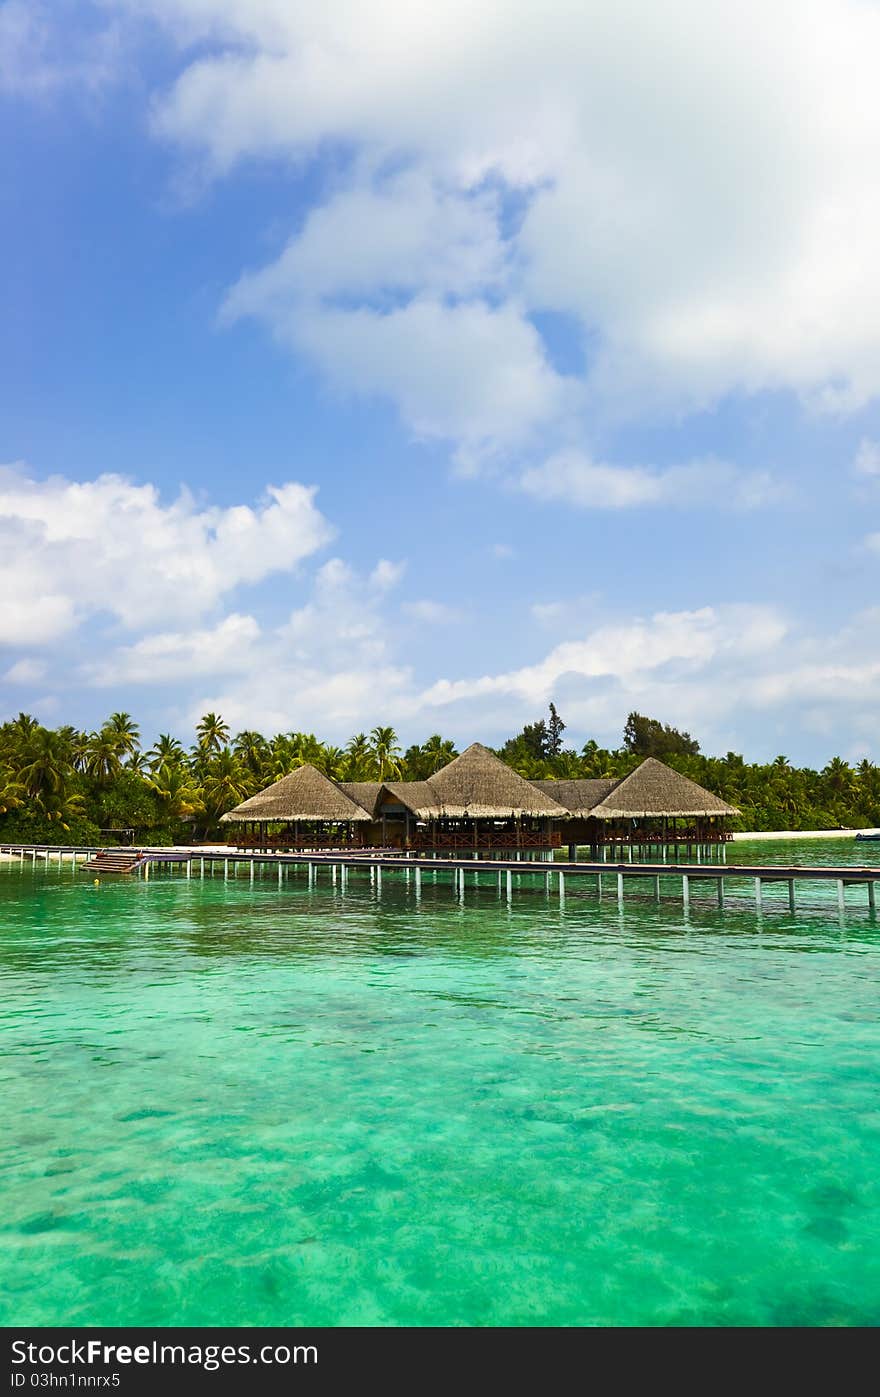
[0,706,878,845]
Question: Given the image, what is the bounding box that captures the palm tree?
[344,732,374,779]
[18,729,71,802]
[195,712,230,754]
[38,789,87,831]
[370,726,402,781]
[0,768,23,814]
[149,733,186,770]
[105,712,141,758]
[316,744,346,780]
[148,762,205,823]
[420,734,458,776]
[265,733,301,782]
[201,749,252,827]
[822,756,855,800]
[71,730,92,773]
[84,729,125,785]
[11,713,39,742]
[234,729,268,776]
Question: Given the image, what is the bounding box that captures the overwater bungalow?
[220,762,372,850]
[534,757,737,857]
[221,743,738,858]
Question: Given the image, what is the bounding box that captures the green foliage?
[0,709,877,841]
[623,711,700,757]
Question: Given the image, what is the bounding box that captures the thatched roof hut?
[377,781,442,819]
[221,763,371,824]
[425,743,567,818]
[338,782,382,818]
[588,757,738,819]
[531,778,618,817]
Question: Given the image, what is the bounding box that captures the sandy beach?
[732,828,880,841]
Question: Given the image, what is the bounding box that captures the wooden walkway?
[2,843,878,913]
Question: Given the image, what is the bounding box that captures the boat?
[855,832,880,842]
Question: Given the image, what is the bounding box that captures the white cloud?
[530,596,601,629]
[84,614,262,686]
[416,605,789,711]
[0,1,121,96]
[0,464,334,645]
[222,173,507,311]
[854,439,880,477]
[402,600,461,624]
[518,450,783,510]
[122,0,880,433]
[2,658,48,685]
[187,557,413,731]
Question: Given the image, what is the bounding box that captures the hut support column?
[682,874,689,909]
[837,880,845,913]
[755,878,762,911]
[717,878,724,909]
[868,881,876,913]
[617,872,624,905]
[654,875,661,902]
[788,880,795,913]
[558,871,565,904]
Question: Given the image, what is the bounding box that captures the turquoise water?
[1,840,879,1327]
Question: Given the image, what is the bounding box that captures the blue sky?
[1,0,879,763]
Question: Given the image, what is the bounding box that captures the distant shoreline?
[732,828,880,841]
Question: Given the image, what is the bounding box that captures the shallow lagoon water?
[1,840,879,1326]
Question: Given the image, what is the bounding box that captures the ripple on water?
[0,852,879,1325]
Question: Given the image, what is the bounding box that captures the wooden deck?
[2,842,877,913]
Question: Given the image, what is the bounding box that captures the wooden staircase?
[82,849,143,875]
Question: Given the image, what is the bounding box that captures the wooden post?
[505,869,512,901]
[755,878,762,911]
[558,871,565,903]
[654,875,661,901]
[682,873,689,908]
[415,866,421,900]
[869,881,876,913]
[788,880,795,913]
[837,880,845,914]
[617,871,624,904]
[717,878,724,909]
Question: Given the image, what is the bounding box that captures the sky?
[1,0,879,764]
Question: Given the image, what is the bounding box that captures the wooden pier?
[2,842,878,914]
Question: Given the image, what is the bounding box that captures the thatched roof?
[531,778,618,817]
[221,764,371,823]
[378,781,442,819]
[425,743,567,818]
[338,781,382,818]
[589,758,739,819]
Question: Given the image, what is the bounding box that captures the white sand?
[732,828,880,841]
